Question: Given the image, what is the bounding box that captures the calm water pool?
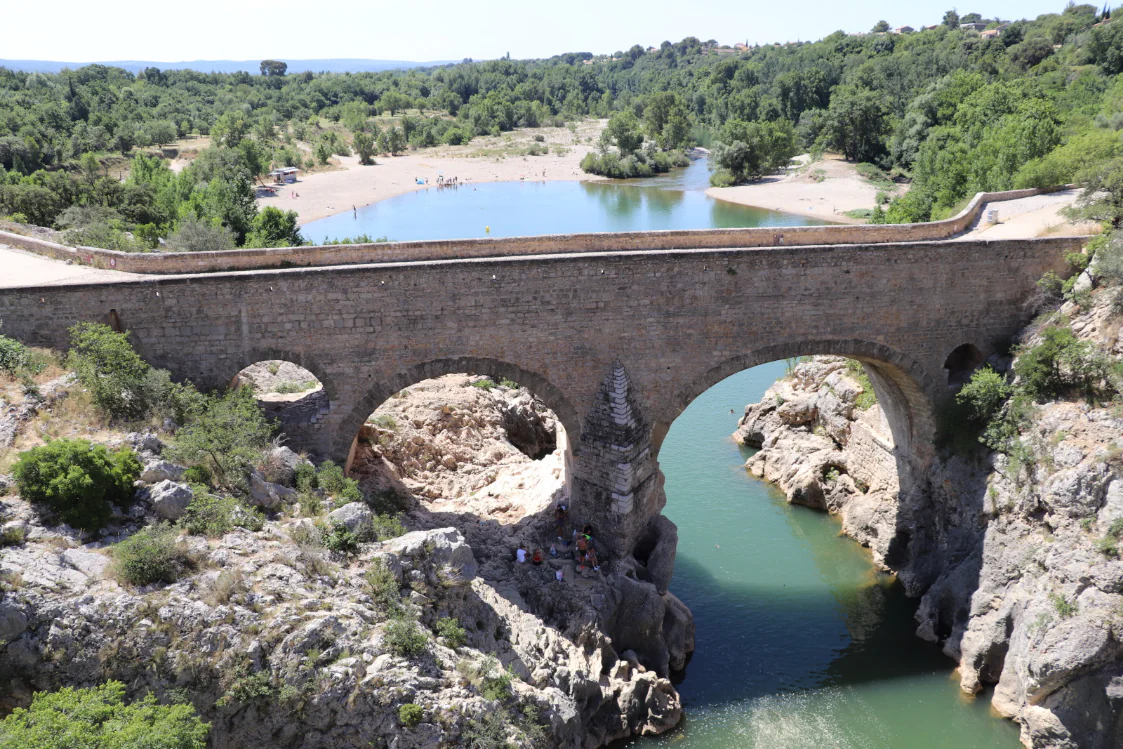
[301,159,827,244]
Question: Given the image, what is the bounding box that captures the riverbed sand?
[706,154,895,224]
[257,121,606,225]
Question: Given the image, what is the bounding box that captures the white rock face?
[140,459,186,484]
[327,502,373,533]
[140,480,194,521]
[248,470,296,509]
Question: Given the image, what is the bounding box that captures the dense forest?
[3,2,1123,249]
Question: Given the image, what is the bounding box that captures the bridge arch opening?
[231,359,329,435]
[338,360,576,533]
[943,343,986,389]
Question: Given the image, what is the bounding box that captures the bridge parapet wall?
[0,186,1075,275]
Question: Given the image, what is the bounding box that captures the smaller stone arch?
[331,356,581,464]
[231,349,335,456]
[943,343,986,389]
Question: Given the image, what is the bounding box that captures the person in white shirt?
[515,544,528,564]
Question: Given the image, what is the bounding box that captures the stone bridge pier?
[0,236,1082,566]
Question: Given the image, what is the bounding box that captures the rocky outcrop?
[732,294,1123,748]
[0,370,687,748]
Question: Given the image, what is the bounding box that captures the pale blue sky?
[5,0,1078,64]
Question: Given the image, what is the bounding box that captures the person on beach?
[532,548,543,565]
[516,544,528,564]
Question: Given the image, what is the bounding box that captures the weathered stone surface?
[139,480,193,521]
[384,527,478,586]
[327,502,373,534]
[248,470,296,509]
[140,459,185,484]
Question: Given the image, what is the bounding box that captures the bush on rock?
[12,438,141,530]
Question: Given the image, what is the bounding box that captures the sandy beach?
[707,154,895,224]
[257,121,605,225]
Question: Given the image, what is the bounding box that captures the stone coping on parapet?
[0,235,1090,295]
[0,185,1080,276]
[0,185,1079,275]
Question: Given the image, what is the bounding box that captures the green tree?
[823,85,891,163]
[210,111,250,148]
[943,9,960,28]
[244,206,303,248]
[12,439,141,531]
[353,131,376,165]
[260,60,288,77]
[67,322,151,420]
[0,682,209,749]
[871,20,890,33]
[168,387,274,488]
[710,119,796,185]
[603,110,644,155]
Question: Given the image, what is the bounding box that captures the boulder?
[141,480,194,521]
[327,502,373,535]
[0,601,27,646]
[264,446,313,486]
[383,528,477,586]
[61,548,111,579]
[140,459,186,484]
[249,470,297,510]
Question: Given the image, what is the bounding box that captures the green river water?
[620,362,1021,749]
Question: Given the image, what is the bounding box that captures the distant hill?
[0,58,458,74]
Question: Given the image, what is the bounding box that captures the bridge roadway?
[0,220,1086,558]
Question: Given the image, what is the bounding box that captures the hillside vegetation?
[3,4,1123,249]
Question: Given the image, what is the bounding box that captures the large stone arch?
[656,339,939,485]
[330,356,581,464]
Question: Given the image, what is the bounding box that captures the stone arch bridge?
[0,234,1083,560]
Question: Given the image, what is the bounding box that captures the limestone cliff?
[733,296,1123,748]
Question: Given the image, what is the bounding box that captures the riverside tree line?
[3,2,1123,249]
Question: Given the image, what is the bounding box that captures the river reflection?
[301,159,824,244]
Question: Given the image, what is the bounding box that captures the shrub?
[1049,592,1077,619]
[844,360,877,410]
[471,378,496,390]
[435,616,467,648]
[370,414,397,429]
[0,681,209,749]
[294,463,317,492]
[957,367,1013,426]
[0,335,31,375]
[371,512,407,541]
[365,558,401,609]
[461,710,513,749]
[499,378,519,389]
[384,619,428,658]
[180,492,262,536]
[12,439,141,530]
[323,521,360,554]
[314,460,363,502]
[399,703,424,727]
[480,670,513,702]
[183,465,212,486]
[112,524,191,586]
[1016,326,1115,401]
[168,387,275,488]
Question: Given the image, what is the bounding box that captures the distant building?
[268,167,299,184]
[980,28,1002,38]
[892,25,915,34]
[734,42,749,50]
[923,24,939,30]
[961,21,988,31]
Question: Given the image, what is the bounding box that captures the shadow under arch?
[330,356,582,464]
[654,339,939,487]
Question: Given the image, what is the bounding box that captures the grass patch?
[844,360,877,410]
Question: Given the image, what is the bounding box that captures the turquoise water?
[619,363,1020,749]
[300,159,828,244]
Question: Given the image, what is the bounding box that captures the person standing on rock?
[554,503,568,539]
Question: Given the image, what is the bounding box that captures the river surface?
[301,159,827,243]
[619,363,1020,749]
[306,163,1020,746]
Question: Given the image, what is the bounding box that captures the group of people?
[436,175,465,187]
[514,502,602,582]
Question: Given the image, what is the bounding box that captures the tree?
[12,439,141,531]
[260,59,288,77]
[315,139,332,165]
[1008,36,1055,69]
[167,217,236,252]
[210,111,249,148]
[67,322,152,420]
[244,206,303,248]
[604,110,644,155]
[168,386,274,488]
[871,20,890,33]
[0,682,209,749]
[823,85,891,163]
[643,92,690,149]
[961,12,982,23]
[943,9,960,28]
[353,131,376,165]
[710,119,797,185]
[380,90,411,116]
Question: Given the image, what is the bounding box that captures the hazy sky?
[6,0,1075,63]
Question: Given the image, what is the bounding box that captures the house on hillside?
[961,21,988,31]
[892,25,915,34]
[734,42,749,51]
[980,25,1008,38]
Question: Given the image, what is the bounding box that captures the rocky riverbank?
[733,295,1123,748]
[0,371,690,747]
